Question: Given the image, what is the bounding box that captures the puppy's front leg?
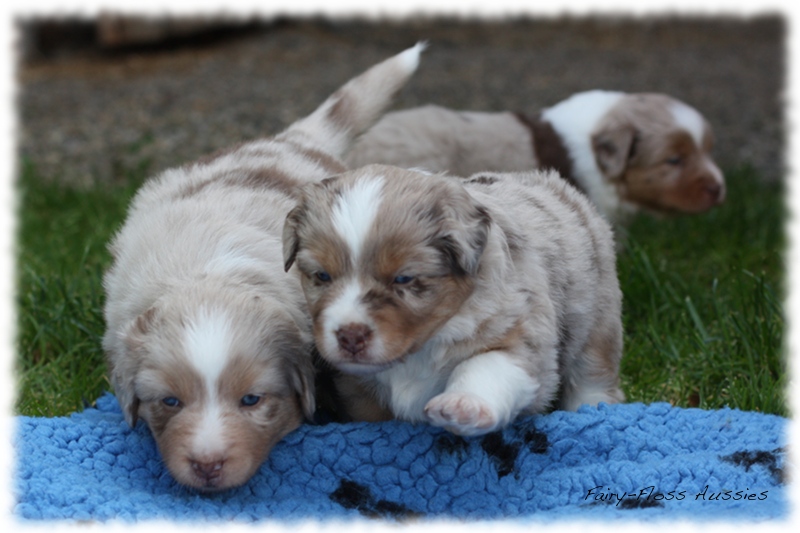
[424,351,541,436]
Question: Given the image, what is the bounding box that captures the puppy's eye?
[666,156,683,166]
[315,271,332,282]
[393,275,415,285]
[162,397,181,408]
[240,394,262,407]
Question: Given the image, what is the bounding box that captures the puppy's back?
[463,170,623,410]
[346,105,535,176]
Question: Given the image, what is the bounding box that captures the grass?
[13,162,787,417]
[618,165,786,416]
[15,160,145,417]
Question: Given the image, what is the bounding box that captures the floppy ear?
[591,125,637,181]
[269,322,317,420]
[289,353,317,421]
[113,307,158,426]
[436,200,492,277]
[282,206,303,272]
[284,178,343,272]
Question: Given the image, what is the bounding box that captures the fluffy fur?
[102,44,424,490]
[283,164,624,436]
[346,90,725,228]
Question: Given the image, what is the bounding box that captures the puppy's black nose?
[191,460,223,481]
[336,323,372,357]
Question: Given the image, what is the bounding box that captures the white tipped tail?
[281,43,427,158]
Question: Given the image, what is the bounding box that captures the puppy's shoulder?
[462,169,613,243]
[461,169,589,209]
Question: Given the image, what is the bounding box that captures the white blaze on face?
[669,101,706,147]
[330,175,385,262]
[183,307,233,457]
[320,175,388,366]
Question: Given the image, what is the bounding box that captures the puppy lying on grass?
[283,164,624,436]
[346,91,725,229]
[102,44,425,490]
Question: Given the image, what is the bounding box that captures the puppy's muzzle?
[336,323,373,359]
[704,180,726,205]
[191,458,224,486]
[693,173,726,211]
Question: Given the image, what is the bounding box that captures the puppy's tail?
[278,42,426,160]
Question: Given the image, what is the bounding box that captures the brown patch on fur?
[141,362,205,437]
[480,319,527,354]
[515,112,579,192]
[622,130,724,213]
[327,89,354,131]
[369,272,475,363]
[176,167,301,201]
[285,140,347,175]
[297,237,352,310]
[188,142,249,167]
[235,167,300,197]
[593,94,725,214]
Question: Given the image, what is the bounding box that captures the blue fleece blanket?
[14,393,788,523]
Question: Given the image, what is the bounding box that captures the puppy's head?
[590,93,725,214]
[283,165,490,375]
[109,285,314,491]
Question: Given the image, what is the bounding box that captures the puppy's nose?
[703,180,726,204]
[336,323,372,357]
[191,459,224,481]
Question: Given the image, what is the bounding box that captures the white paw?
[424,392,499,436]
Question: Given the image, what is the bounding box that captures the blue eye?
[240,394,261,407]
[162,397,180,408]
[316,271,332,282]
[666,156,683,166]
[393,275,415,285]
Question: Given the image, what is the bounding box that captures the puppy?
[282,164,624,436]
[346,90,725,228]
[102,44,425,490]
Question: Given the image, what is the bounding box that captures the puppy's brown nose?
[336,323,372,357]
[707,181,726,204]
[191,459,224,482]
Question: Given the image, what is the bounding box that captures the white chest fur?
[373,342,452,422]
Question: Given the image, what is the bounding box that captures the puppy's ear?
[113,306,158,426]
[283,178,341,272]
[289,353,316,420]
[437,200,492,277]
[282,206,303,272]
[591,125,637,180]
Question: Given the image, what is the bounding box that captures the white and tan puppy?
[346,90,725,228]
[283,164,624,436]
[102,44,425,490]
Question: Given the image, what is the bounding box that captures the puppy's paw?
[424,392,499,436]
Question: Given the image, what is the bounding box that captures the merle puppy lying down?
[346,91,725,229]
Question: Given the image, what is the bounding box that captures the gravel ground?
[17,16,785,186]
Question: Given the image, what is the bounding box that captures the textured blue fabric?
[14,393,787,523]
